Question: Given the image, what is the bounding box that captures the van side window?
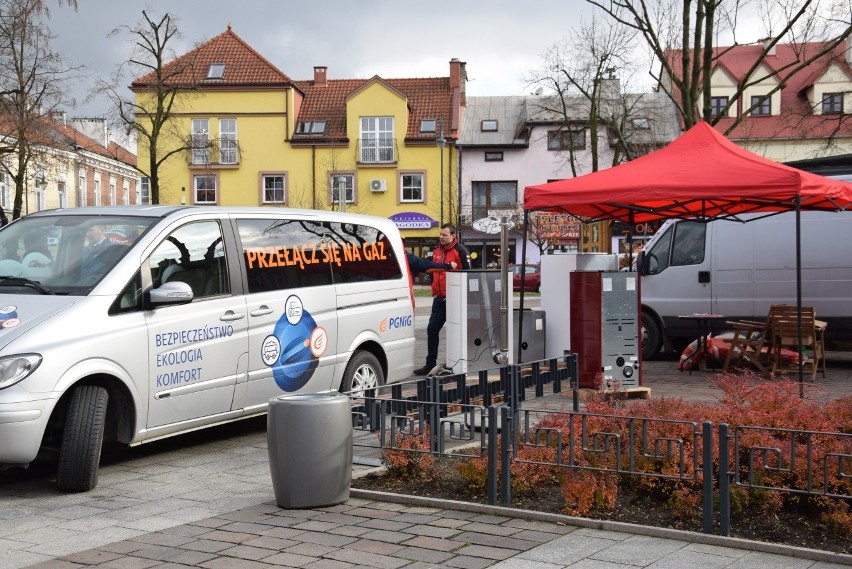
[645,228,672,275]
[237,218,333,292]
[671,222,706,266]
[326,222,402,283]
[149,221,229,298]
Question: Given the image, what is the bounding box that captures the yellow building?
[131,26,466,252]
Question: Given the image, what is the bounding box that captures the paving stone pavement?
[1,293,851,568]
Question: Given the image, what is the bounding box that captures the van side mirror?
[636,251,646,276]
[149,281,194,306]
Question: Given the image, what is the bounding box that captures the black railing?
[346,355,852,537]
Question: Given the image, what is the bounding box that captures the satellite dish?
[533,87,543,96]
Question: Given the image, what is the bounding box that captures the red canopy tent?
[524,121,852,222]
[521,121,852,389]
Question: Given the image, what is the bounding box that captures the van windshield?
[0,215,154,294]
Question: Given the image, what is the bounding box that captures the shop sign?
[472,216,501,234]
[389,212,438,229]
[535,213,580,242]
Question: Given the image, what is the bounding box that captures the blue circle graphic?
[269,309,319,391]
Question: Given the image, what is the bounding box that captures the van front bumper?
[0,400,49,465]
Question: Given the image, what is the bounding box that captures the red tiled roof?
[51,120,136,166]
[292,76,456,142]
[0,114,135,167]
[664,40,852,139]
[131,26,292,89]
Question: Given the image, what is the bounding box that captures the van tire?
[641,312,663,360]
[341,351,384,394]
[56,385,108,493]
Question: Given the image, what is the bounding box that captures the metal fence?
[348,355,852,536]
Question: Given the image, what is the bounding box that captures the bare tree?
[587,0,852,131]
[96,10,196,205]
[528,16,638,174]
[0,0,76,222]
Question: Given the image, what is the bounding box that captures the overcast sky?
[49,1,609,118]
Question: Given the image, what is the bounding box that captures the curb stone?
[350,488,852,566]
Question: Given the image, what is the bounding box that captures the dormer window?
[750,95,771,115]
[207,63,225,80]
[822,93,843,115]
[296,120,326,134]
[481,119,498,132]
[631,117,650,129]
[420,119,437,133]
[710,96,729,117]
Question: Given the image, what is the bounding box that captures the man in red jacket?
[413,223,470,375]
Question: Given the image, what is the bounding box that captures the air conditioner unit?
[370,179,387,192]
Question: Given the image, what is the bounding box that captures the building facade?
[662,37,852,161]
[131,26,465,258]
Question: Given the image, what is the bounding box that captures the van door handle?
[220,311,246,321]
[698,271,710,283]
[250,306,274,317]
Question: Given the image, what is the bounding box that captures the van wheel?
[341,351,384,395]
[56,385,108,493]
[641,312,663,360]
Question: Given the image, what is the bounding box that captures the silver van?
[637,210,852,358]
[0,206,415,491]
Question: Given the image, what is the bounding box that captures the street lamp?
[436,127,446,226]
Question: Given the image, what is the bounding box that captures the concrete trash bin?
[267,391,352,508]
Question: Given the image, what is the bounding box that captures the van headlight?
[0,354,42,389]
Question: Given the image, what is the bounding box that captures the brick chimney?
[449,58,466,103]
[314,66,327,86]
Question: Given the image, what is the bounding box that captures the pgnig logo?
[379,314,413,332]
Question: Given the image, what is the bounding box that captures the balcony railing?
[190,136,240,166]
[357,138,397,164]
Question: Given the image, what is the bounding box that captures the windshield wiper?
[0,276,55,295]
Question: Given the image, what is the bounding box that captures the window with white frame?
[262,174,286,204]
[400,173,424,202]
[296,120,326,134]
[195,175,217,204]
[78,171,87,207]
[191,118,210,164]
[140,176,149,204]
[420,119,436,133]
[0,172,8,211]
[123,180,129,204]
[331,174,354,205]
[94,173,102,206]
[360,117,394,163]
[219,118,238,164]
[109,177,116,205]
[58,180,67,208]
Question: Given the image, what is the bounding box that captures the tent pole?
[627,211,635,268]
[796,197,804,395]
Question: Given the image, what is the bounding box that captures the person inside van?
[81,224,114,279]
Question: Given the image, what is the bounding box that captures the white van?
[637,210,852,359]
[0,206,414,491]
